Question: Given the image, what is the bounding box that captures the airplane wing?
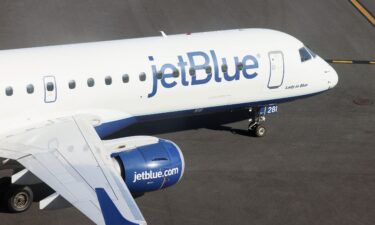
[0,115,146,225]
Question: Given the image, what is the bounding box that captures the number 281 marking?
[267,105,278,114]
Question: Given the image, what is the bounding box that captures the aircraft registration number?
[260,105,278,115]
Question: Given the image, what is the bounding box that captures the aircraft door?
[268,52,284,89]
[43,76,57,103]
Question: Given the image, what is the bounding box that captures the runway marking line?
[326,59,375,65]
[332,60,353,64]
[350,0,375,26]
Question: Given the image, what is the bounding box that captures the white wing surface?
[0,115,146,225]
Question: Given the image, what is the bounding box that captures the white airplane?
[0,29,338,225]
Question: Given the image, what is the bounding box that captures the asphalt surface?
[1,0,375,225]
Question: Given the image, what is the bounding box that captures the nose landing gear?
[248,107,267,137]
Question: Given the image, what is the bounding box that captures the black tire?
[6,186,33,213]
[255,125,266,137]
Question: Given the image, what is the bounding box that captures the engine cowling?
[111,139,185,194]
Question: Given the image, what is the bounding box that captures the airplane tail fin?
[95,188,140,225]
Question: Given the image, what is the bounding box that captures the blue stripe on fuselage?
[95,91,326,138]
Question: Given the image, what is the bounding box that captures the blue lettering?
[177,56,189,86]
[223,57,241,81]
[210,50,221,82]
[242,55,258,79]
[147,56,158,98]
[160,63,178,88]
[147,51,259,98]
[187,51,212,85]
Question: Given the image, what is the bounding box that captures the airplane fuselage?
[0,29,338,137]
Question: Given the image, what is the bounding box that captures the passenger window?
[139,72,146,81]
[46,82,54,91]
[5,86,13,96]
[69,80,76,89]
[105,76,112,85]
[299,47,312,62]
[221,64,228,73]
[156,71,163,79]
[205,66,212,74]
[122,74,129,83]
[173,69,180,78]
[87,78,95,87]
[237,62,243,70]
[26,84,34,94]
[189,67,196,76]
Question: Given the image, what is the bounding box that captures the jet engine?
[110,138,185,194]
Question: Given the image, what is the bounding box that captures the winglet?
[95,188,139,225]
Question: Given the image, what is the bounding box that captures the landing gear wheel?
[248,107,268,137]
[6,186,33,213]
[255,125,266,137]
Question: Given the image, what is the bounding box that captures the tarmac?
[0,0,375,224]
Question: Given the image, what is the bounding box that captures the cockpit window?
[299,47,312,62]
[306,46,317,58]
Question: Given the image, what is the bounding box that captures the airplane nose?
[324,65,338,89]
[328,68,339,88]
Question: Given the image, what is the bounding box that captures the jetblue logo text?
[132,167,179,183]
[147,50,259,98]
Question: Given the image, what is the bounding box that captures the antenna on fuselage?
[160,31,167,37]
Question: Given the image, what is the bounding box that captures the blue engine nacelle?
[111,139,185,194]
